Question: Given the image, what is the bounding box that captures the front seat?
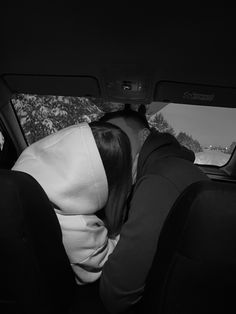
[137,180,236,314]
[0,169,77,314]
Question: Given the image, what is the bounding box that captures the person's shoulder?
[134,173,179,194]
[145,130,178,147]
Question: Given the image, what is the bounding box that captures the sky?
[148,102,236,147]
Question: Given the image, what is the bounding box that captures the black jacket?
[100,131,208,314]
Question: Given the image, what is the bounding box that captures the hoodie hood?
[137,130,195,178]
[12,123,108,215]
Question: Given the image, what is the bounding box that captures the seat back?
[0,170,76,314]
[140,180,236,314]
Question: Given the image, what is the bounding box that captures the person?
[12,121,132,285]
[99,108,209,313]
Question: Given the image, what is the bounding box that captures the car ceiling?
[1,3,236,105]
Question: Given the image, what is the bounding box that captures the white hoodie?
[12,123,118,284]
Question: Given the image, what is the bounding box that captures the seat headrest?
[0,169,76,313]
[161,180,236,262]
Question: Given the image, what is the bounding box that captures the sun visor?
[2,75,101,97]
[154,81,236,108]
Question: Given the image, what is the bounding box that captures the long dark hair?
[90,121,132,238]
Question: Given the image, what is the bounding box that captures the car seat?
[137,180,236,314]
[0,169,77,314]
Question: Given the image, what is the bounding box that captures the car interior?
[1,4,236,314]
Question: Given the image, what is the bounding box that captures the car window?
[11,94,124,144]
[11,94,236,167]
[145,102,236,167]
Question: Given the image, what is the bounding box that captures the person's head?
[90,121,132,237]
[99,108,150,160]
[99,108,151,182]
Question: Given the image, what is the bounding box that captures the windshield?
[11,94,236,167]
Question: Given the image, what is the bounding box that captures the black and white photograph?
[1,3,236,314]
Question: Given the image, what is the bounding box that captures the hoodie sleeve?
[99,175,179,313]
[56,212,119,285]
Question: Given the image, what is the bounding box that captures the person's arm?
[99,175,179,313]
[56,213,119,284]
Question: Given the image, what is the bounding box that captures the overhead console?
[102,66,154,104]
[154,81,236,108]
